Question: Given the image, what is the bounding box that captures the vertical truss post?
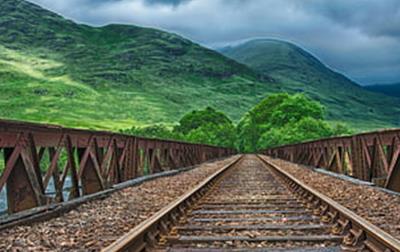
[4,143,43,213]
[77,142,104,195]
[0,120,235,213]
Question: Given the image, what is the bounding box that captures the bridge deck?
[0,155,399,251]
[264,156,400,240]
[0,157,237,251]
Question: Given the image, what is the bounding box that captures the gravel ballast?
[264,156,400,240]
[0,156,238,251]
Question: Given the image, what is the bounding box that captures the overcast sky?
[28,0,400,85]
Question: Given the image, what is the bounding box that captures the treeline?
[120,93,352,152]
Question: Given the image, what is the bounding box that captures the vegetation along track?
[103,155,400,252]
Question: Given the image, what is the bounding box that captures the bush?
[257,117,334,148]
[120,124,182,140]
[237,93,351,152]
[174,107,233,135]
[121,93,352,152]
[175,107,236,148]
[185,123,236,148]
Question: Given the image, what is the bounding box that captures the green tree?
[185,123,236,147]
[174,107,233,134]
[175,107,236,147]
[257,117,334,148]
[236,111,260,153]
[269,94,325,127]
[120,124,181,140]
[120,93,351,152]
[237,92,351,151]
[332,122,353,136]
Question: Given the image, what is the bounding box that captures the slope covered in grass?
[0,1,398,131]
[220,39,400,129]
[0,0,278,130]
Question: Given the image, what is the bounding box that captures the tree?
[174,107,233,134]
[120,93,351,152]
[237,92,351,151]
[257,117,334,148]
[236,111,260,153]
[120,124,181,140]
[185,123,236,147]
[174,107,236,147]
[269,94,324,127]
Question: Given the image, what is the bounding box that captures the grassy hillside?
[365,83,400,98]
[0,0,279,130]
[220,39,400,129]
[0,1,398,132]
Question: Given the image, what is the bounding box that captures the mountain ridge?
[0,0,278,129]
[219,39,400,129]
[0,0,398,130]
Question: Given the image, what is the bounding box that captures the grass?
[0,0,278,130]
[0,0,398,133]
[0,43,273,130]
[220,39,400,131]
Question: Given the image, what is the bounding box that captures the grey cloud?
[27,0,400,85]
[145,0,191,7]
[301,0,400,39]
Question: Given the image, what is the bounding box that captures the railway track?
[103,155,400,252]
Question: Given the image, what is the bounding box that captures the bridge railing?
[0,120,236,214]
[262,128,400,193]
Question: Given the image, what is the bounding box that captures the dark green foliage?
[220,39,400,130]
[120,124,182,140]
[174,107,233,134]
[331,123,353,136]
[0,0,397,132]
[237,93,352,152]
[0,0,272,129]
[121,94,352,152]
[174,107,236,148]
[185,123,236,148]
[236,111,260,153]
[249,93,324,127]
[249,93,290,125]
[268,95,324,127]
[120,107,236,148]
[258,117,334,148]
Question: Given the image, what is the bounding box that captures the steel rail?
[102,155,243,252]
[262,128,400,192]
[0,119,236,214]
[257,155,400,252]
[102,154,400,252]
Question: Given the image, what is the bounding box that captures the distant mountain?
[0,1,398,131]
[220,39,400,129]
[365,83,400,98]
[0,0,278,129]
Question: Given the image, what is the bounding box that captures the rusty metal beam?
[0,119,235,214]
[263,128,400,192]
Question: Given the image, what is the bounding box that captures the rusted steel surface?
[103,155,243,252]
[0,119,235,214]
[262,129,400,192]
[103,155,400,252]
[258,155,400,252]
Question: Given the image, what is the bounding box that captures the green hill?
[365,83,400,98]
[0,1,398,131]
[0,0,278,130]
[220,39,400,129]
